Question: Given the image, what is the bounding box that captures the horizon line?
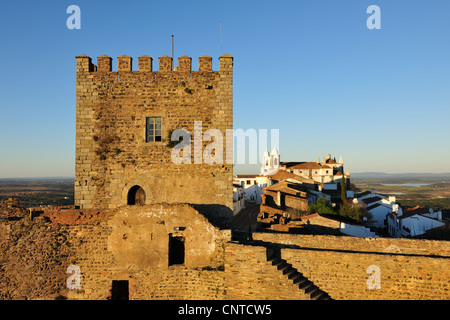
[2,171,450,180]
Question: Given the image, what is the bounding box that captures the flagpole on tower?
[171,34,174,70]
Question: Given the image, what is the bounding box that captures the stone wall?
[0,209,74,300]
[65,204,228,299]
[0,204,229,300]
[253,232,450,300]
[224,242,310,300]
[1,198,19,208]
[1,206,449,300]
[75,54,233,221]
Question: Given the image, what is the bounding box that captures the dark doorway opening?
[168,235,185,266]
[111,280,129,300]
[127,185,146,205]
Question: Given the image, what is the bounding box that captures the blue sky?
[0,0,449,177]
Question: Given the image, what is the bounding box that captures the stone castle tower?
[75,54,233,216]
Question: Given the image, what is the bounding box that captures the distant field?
[352,176,450,212]
[1,176,450,212]
[0,179,74,208]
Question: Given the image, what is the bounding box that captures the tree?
[339,202,366,222]
[309,197,336,215]
[341,175,347,202]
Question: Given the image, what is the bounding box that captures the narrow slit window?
[146,117,162,142]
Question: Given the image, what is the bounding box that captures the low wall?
[224,242,310,300]
[253,232,450,300]
[340,222,378,238]
[0,204,229,300]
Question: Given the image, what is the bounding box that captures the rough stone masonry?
[75,54,234,226]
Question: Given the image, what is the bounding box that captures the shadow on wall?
[191,204,233,230]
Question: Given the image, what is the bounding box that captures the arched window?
[127,185,146,205]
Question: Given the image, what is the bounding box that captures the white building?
[232,182,245,215]
[339,222,378,238]
[261,147,280,176]
[387,206,445,238]
[234,150,351,205]
[354,189,398,230]
[233,174,269,204]
[234,147,281,204]
[280,153,349,185]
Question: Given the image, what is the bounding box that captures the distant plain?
[1,174,450,214]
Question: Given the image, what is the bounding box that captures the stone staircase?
[237,239,333,300]
[267,253,332,300]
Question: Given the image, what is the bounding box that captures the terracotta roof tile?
[267,169,317,184]
[235,174,261,179]
[264,180,307,197]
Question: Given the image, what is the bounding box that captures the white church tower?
[261,147,280,175]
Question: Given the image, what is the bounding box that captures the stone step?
[239,239,333,300]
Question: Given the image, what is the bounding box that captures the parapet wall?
[2,204,448,300]
[76,54,230,74]
[252,232,450,256]
[224,242,310,300]
[252,232,450,299]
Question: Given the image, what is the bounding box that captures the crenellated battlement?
[75,54,233,74]
[75,52,233,211]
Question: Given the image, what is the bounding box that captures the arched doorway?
[127,185,146,205]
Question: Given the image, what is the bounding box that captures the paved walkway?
[232,201,260,233]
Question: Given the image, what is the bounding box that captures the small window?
[246,180,251,185]
[273,158,277,166]
[146,117,162,142]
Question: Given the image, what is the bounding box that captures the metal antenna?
[171,35,174,70]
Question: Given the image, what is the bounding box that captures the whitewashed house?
[354,189,398,230]
[234,150,351,205]
[339,222,378,238]
[232,182,246,215]
[387,206,445,238]
[364,203,392,229]
[233,174,269,204]
[233,148,280,204]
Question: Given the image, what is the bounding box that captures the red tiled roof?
[280,162,303,168]
[267,169,316,184]
[264,180,307,197]
[399,206,437,219]
[235,174,261,179]
[290,162,323,170]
